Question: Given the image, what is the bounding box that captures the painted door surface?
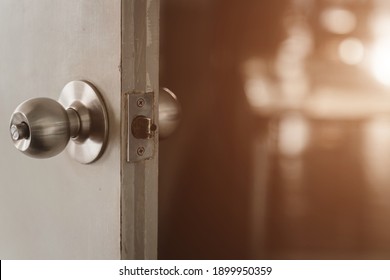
[0,0,159,259]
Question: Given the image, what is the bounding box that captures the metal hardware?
[137,146,146,156]
[132,116,157,139]
[126,88,180,163]
[159,88,181,139]
[137,98,145,108]
[127,91,155,162]
[9,80,108,164]
[10,123,30,141]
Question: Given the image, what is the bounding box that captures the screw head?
[10,124,20,140]
[137,146,145,156]
[137,98,145,107]
[10,122,30,141]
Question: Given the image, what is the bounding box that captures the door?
[0,0,159,259]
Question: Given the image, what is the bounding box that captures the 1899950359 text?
[119,265,272,277]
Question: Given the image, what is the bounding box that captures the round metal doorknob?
[159,88,181,139]
[10,98,73,159]
[9,81,108,164]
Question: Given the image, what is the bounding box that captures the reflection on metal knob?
[9,81,108,164]
[159,88,181,139]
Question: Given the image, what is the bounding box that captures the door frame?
[120,0,159,260]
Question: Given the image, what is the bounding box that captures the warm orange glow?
[338,38,364,65]
[370,40,390,86]
[363,117,390,189]
[278,114,309,157]
[369,12,390,37]
[368,10,390,86]
[320,7,356,34]
[244,75,273,108]
[242,59,274,109]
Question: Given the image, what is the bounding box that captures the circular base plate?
[58,81,108,164]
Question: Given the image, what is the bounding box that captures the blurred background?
[159,0,390,259]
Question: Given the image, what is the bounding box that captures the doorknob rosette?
[9,81,108,164]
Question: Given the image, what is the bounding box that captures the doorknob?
[9,81,108,164]
[159,88,181,139]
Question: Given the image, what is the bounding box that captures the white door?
[0,0,159,259]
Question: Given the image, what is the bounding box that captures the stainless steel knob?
[159,88,181,139]
[9,81,108,164]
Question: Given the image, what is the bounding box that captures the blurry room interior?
[159,0,390,259]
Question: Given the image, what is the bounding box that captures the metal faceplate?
[127,91,156,162]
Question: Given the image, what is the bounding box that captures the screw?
[137,98,145,107]
[10,123,29,141]
[10,125,20,140]
[137,146,145,156]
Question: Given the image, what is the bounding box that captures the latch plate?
[127,91,155,162]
